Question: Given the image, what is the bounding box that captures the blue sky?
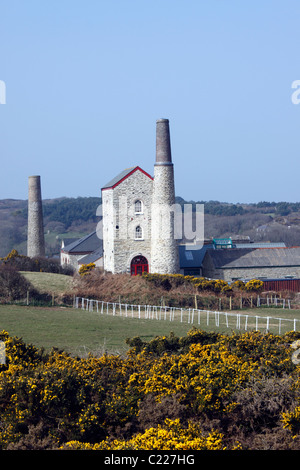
[1,0,300,203]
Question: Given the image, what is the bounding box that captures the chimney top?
[155,118,172,165]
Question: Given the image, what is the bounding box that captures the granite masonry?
[102,167,153,274]
[150,119,180,274]
[27,175,45,258]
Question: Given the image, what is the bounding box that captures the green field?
[1,302,300,357]
[0,304,195,356]
[21,271,73,294]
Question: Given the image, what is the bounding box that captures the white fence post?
[191,309,194,324]
[279,318,282,335]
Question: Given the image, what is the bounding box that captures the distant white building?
[60,231,103,270]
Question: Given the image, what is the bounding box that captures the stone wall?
[102,170,153,274]
[220,266,300,282]
[150,164,179,274]
[102,188,115,273]
[60,251,85,270]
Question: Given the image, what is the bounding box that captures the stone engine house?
[101,118,179,275]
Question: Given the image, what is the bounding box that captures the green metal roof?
[213,238,233,248]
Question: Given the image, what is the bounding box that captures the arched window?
[135,200,142,214]
[135,225,143,239]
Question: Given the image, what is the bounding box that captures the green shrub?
[1,250,74,276]
[0,265,35,301]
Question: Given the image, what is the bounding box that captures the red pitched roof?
[101,166,153,191]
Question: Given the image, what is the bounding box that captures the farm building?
[178,240,290,277]
[201,246,300,283]
[178,244,207,276]
[60,231,103,270]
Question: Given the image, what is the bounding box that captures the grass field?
[1,302,300,357]
[21,271,73,294]
[0,304,195,356]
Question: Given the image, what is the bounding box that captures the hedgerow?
[1,328,300,449]
[0,249,74,275]
[142,272,263,294]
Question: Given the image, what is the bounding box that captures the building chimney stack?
[150,119,179,274]
[27,175,45,258]
[155,118,172,165]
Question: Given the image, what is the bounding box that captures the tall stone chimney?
[27,175,45,258]
[150,119,179,274]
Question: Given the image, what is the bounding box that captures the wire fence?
[74,297,300,335]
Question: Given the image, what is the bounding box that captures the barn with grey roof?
[202,247,300,282]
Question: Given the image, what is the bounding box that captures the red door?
[131,256,149,276]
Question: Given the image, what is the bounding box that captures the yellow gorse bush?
[78,263,96,276]
[128,343,255,413]
[61,419,225,450]
[1,328,300,449]
[143,272,264,293]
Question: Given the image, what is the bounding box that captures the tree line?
[2,196,300,257]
